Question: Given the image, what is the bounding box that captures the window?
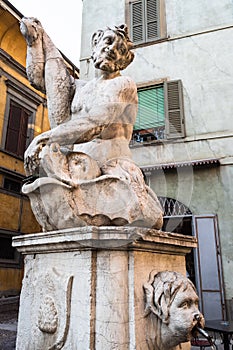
[3,176,22,194]
[0,231,21,268]
[130,0,164,44]
[5,101,31,157]
[1,72,44,159]
[158,197,195,285]
[132,80,185,142]
[0,235,15,260]
[158,197,192,217]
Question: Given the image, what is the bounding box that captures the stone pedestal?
[13,226,197,350]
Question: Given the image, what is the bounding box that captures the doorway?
[158,197,225,319]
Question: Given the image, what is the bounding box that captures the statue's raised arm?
[20,17,75,128]
[21,21,164,231]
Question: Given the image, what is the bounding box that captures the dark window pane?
[3,177,22,193]
[0,236,15,260]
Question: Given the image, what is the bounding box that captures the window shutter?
[130,0,145,44]
[146,0,160,41]
[164,80,185,139]
[18,110,29,157]
[5,103,21,154]
[5,102,29,157]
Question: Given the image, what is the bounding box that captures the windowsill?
[129,136,185,148]
[133,36,169,49]
[80,36,169,61]
[0,187,24,198]
[0,148,24,161]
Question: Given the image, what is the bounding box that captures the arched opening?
[158,196,195,285]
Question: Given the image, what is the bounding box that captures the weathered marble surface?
[20,19,163,230]
[13,227,197,350]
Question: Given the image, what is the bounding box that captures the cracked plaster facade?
[80,0,233,319]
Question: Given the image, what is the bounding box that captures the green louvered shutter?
[146,0,160,41]
[164,80,185,139]
[131,0,144,44]
[134,85,165,132]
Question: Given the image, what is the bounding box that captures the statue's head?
[144,271,205,348]
[20,17,43,46]
[91,24,134,72]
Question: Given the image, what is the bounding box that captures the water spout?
[194,325,218,349]
[194,315,218,350]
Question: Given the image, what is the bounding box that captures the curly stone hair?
[91,24,134,71]
[144,271,197,324]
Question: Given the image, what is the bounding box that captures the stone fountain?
[13,18,203,349]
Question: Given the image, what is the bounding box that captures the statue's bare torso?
[67,75,137,165]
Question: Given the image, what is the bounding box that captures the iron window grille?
[158,196,192,217]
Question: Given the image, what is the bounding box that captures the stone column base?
[13,226,196,350]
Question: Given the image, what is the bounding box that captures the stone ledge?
[12,226,197,255]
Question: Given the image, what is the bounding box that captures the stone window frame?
[1,70,44,160]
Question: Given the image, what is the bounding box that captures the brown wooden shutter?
[18,109,29,157]
[164,80,185,139]
[5,102,29,157]
[146,0,160,40]
[5,103,21,154]
[131,0,144,43]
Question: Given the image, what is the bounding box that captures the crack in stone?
[190,36,231,78]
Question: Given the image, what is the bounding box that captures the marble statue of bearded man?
[20,18,163,231]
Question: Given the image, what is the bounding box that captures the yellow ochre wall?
[0,4,48,295]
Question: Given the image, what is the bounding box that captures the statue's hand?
[24,131,51,176]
